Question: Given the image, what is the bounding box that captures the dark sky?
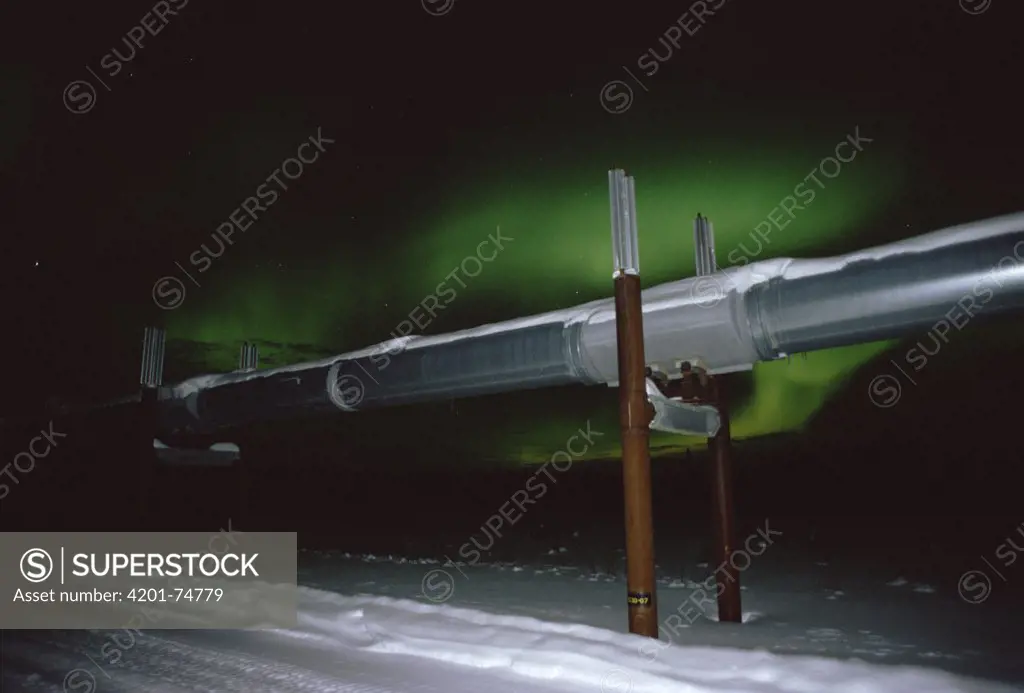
[1,0,1021,460]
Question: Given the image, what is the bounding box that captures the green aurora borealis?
[161,123,909,461]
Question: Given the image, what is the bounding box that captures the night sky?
[2,0,1021,463]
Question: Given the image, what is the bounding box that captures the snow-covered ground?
[3,421,1020,692]
[4,541,1022,693]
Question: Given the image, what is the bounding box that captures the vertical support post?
[693,214,742,623]
[137,385,158,529]
[138,327,165,530]
[694,213,716,276]
[140,327,166,390]
[238,342,259,371]
[707,375,742,622]
[234,341,255,524]
[609,169,658,637]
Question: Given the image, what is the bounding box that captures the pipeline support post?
[707,375,741,622]
[138,326,166,529]
[609,169,659,637]
[236,341,259,524]
[693,215,742,623]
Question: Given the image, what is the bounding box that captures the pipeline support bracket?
[646,378,721,437]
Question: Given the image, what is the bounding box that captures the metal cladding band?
[158,212,1024,435]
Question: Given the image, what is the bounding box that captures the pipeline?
[158,212,1024,435]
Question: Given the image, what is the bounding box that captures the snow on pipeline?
[8,586,1018,693]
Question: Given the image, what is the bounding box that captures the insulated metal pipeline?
[158,212,1024,435]
[745,212,1024,358]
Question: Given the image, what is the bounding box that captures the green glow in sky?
[420,136,902,322]
[165,124,907,460]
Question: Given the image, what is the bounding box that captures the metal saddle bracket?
[645,377,721,437]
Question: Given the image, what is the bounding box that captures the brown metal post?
[707,375,742,622]
[689,213,742,623]
[608,169,658,637]
[614,273,659,637]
